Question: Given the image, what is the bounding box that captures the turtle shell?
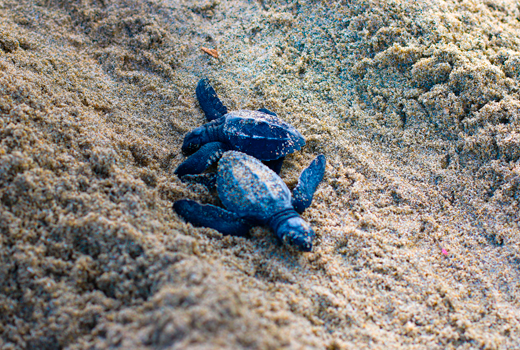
[217,151,292,222]
[223,110,305,160]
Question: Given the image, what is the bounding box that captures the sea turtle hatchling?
[174,151,326,252]
[175,79,306,177]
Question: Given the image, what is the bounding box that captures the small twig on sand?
[201,47,219,58]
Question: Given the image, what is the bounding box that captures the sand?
[1,0,520,349]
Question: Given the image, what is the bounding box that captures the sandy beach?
[1,0,520,348]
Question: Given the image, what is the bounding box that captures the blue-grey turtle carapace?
[175,79,306,177]
[174,151,326,252]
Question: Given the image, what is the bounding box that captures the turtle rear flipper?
[292,155,326,213]
[179,173,217,191]
[196,79,228,121]
[263,156,285,174]
[175,142,229,176]
[173,199,251,236]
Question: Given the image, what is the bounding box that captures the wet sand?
[1,0,520,349]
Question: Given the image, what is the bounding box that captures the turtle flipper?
[179,173,217,191]
[173,199,251,236]
[196,79,228,121]
[292,155,326,214]
[258,108,277,117]
[263,156,285,175]
[175,142,228,176]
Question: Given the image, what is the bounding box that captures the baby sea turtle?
[174,151,326,252]
[175,79,305,176]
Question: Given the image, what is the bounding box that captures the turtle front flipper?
[292,155,326,213]
[196,78,228,121]
[175,142,229,176]
[173,199,251,236]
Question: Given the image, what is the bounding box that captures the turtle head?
[276,216,315,252]
[181,126,206,155]
[182,118,225,155]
